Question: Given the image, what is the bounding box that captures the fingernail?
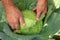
[36,18,39,20]
[23,23,25,26]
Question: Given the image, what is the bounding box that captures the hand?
[6,7,25,30]
[33,0,47,20]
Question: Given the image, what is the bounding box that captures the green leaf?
[0,2,6,32]
[0,2,6,23]
[40,9,60,37]
[13,0,37,10]
[0,23,4,32]
[44,0,56,24]
[0,32,17,40]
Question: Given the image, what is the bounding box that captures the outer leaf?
[0,2,6,23]
[0,32,17,40]
[40,9,60,38]
[0,2,6,32]
[44,0,56,24]
[13,0,37,10]
[0,2,2,21]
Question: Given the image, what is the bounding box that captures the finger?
[32,7,37,11]
[9,23,15,30]
[36,10,42,20]
[19,16,25,26]
[9,21,19,30]
[43,7,47,14]
[8,18,19,30]
[13,18,19,30]
[14,23,19,30]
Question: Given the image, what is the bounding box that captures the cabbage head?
[14,10,44,35]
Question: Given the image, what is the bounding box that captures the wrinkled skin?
[2,0,47,30]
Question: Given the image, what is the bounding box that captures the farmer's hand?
[6,7,25,30]
[33,0,47,20]
[2,0,25,30]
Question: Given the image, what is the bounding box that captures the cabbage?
[14,10,44,35]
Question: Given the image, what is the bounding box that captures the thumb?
[36,10,42,20]
[19,16,25,26]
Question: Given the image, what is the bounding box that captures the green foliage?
[0,0,60,40]
[13,0,37,10]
